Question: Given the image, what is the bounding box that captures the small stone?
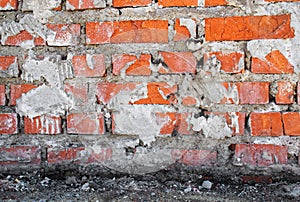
[81,182,90,191]
[202,180,213,189]
[184,185,192,193]
[65,176,77,185]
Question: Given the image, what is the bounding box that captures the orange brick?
[204,51,244,73]
[72,54,106,77]
[282,112,300,136]
[235,144,287,166]
[172,149,217,166]
[46,24,81,46]
[275,81,294,104]
[112,54,152,76]
[0,0,18,10]
[47,147,112,164]
[0,113,18,134]
[133,83,177,105]
[159,52,197,74]
[3,30,45,46]
[113,0,151,7]
[205,0,228,7]
[86,20,168,44]
[0,85,5,106]
[182,96,197,106]
[96,82,177,105]
[64,82,89,106]
[67,113,105,135]
[252,50,294,74]
[174,18,196,41]
[156,113,192,135]
[205,14,294,41]
[66,0,105,10]
[250,112,283,136]
[0,146,40,165]
[10,84,37,106]
[158,0,198,7]
[24,115,62,135]
[0,56,17,71]
[237,82,269,104]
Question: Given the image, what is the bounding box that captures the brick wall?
[0,0,300,176]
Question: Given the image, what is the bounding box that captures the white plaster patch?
[190,115,232,139]
[16,85,72,118]
[22,0,61,22]
[179,18,196,38]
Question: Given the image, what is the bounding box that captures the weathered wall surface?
[1,0,300,179]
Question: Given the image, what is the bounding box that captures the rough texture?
[0,0,300,180]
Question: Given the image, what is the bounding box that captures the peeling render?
[16,85,72,118]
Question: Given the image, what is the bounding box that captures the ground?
[1,168,299,201]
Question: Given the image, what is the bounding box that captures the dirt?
[1,168,299,202]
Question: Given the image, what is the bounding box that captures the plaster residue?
[179,18,196,38]
[179,76,238,107]
[16,85,72,118]
[1,15,56,48]
[105,83,175,145]
[104,148,174,174]
[190,115,232,139]
[22,55,73,88]
[22,0,61,22]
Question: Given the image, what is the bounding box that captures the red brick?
[133,83,177,105]
[47,147,112,164]
[0,85,5,106]
[275,81,294,104]
[96,82,177,105]
[205,0,228,7]
[96,82,136,104]
[72,54,106,77]
[113,0,151,7]
[3,30,45,46]
[282,112,300,136]
[10,84,37,106]
[66,0,105,10]
[24,115,62,135]
[182,96,197,106]
[64,82,89,106]
[0,0,18,10]
[0,56,17,71]
[205,14,294,41]
[158,0,198,7]
[47,147,85,164]
[46,24,81,46]
[236,82,269,104]
[0,113,18,134]
[159,52,197,74]
[0,146,41,165]
[112,54,152,76]
[86,20,168,44]
[172,149,217,166]
[235,144,287,166]
[156,113,192,135]
[241,176,272,184]
[250,112,283,136]
[174,18,196,41]
[204,52,244,73]
[67,113,105,135]
[252,50,294,74]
